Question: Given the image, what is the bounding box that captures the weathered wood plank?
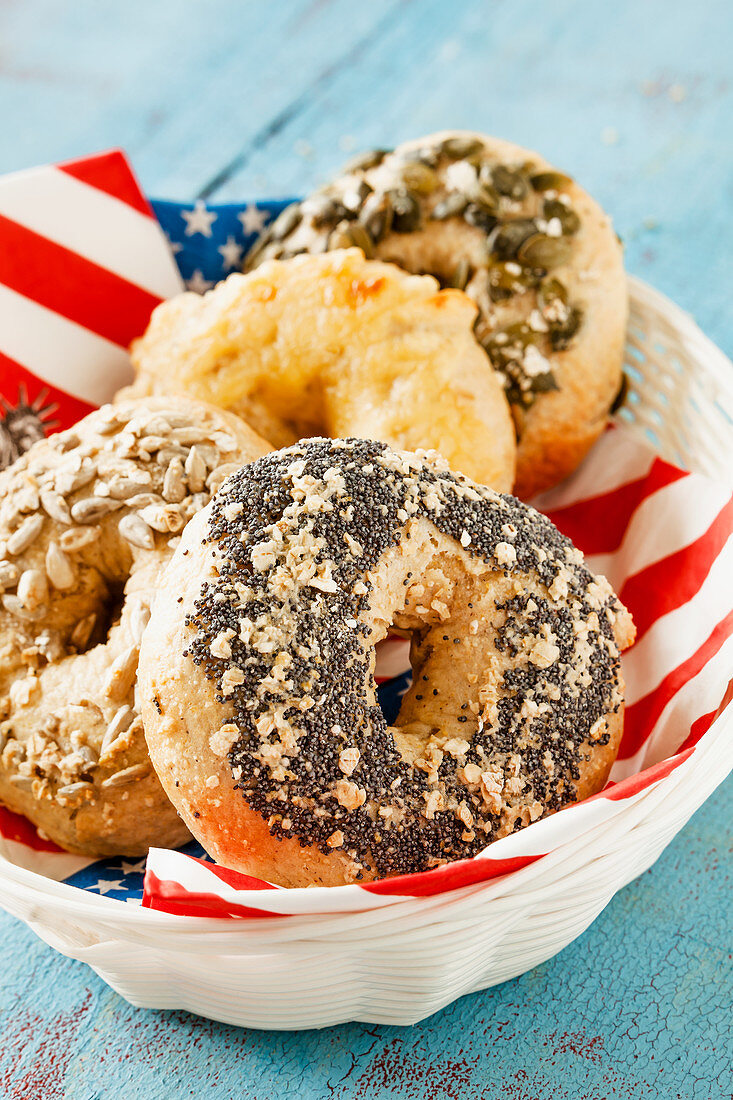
[0,1,730,1095]
[210,0,733,352]
[0,0,404,196]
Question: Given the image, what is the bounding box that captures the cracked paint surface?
[0,0,731,1095]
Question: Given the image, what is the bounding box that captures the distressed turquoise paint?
[0,1,730,1096]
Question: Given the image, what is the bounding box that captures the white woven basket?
[1,276,731,1029]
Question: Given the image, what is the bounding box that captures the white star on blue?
[64,839,209,899]
[152,197,292,293]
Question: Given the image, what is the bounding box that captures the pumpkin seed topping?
[487,219,537,261]
[517,233,573,269]
[358,192,393,242]
[491,165,529,200]
[430,192,468,221]
[471,180,500,213]
[342,179,373,213]
[398,162,439,194]
[538,277,569,311]
[463,203,497,232]
[445,258,472,291]
[488,261,539,302]
[530,170,573,192]
[341,148,389,174]
[304,195,350,228]
[389,189,421,233]
[543,198,581,235]
[548,306,582,351]
[269,202,302,241]
[328,220,375,257]
[440,135,484,158]
[344,222,375,258]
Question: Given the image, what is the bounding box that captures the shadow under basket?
[0,275,731,1030]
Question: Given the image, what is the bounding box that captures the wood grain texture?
[0,0,731,1095]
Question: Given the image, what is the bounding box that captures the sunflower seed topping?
[138,504,185,534]
[59,526,100,552]
[129,601,151,645]
[70,612,96,651]
[117,513,154,553]
[102,644,139,701]
[45,542,75,590]
[70,497,121,524]
[40,489,72,525]
[101,705,135,753]
[184,446,207,493]
[54,461,97,495]
[101,763,150,788]
[16,569,48,610]
[162,457,187,502]
[2,594,46,620]
[108,475,153,501]
[56,781,94,799]
[7,514,44,555]
[0,562,20,590]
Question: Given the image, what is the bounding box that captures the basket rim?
[626,275,733,406]
[2,706,728,940]
[0,275,731,935]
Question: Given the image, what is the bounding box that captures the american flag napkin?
[0,150,182,468]
[0,156,730,916]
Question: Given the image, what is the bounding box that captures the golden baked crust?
[139,439,634,887]
[128,249,517,493]
[246,130,628,499]
[0,396,269,856]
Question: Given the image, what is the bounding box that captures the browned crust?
[128,249,517,493]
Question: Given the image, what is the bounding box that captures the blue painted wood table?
[0,1,731,1096]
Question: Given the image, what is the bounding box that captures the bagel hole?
[95,581,126,646]
[376,566,508,766]
[71,579,126,654]
[376,623,450,768]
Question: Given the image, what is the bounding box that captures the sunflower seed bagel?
[127,248,517,493]
[139,438,634,888]
[0,396,269,856]
[245,130,628,499]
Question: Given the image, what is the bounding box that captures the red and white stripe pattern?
[140,428,732,917]
[0,149,182,433]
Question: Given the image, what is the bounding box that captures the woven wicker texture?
[620,278,733,481]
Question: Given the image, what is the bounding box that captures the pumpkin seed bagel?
[245,130,628,499]
[127,248,517,493]
[0,396,269,856]
[139,438,634,888]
